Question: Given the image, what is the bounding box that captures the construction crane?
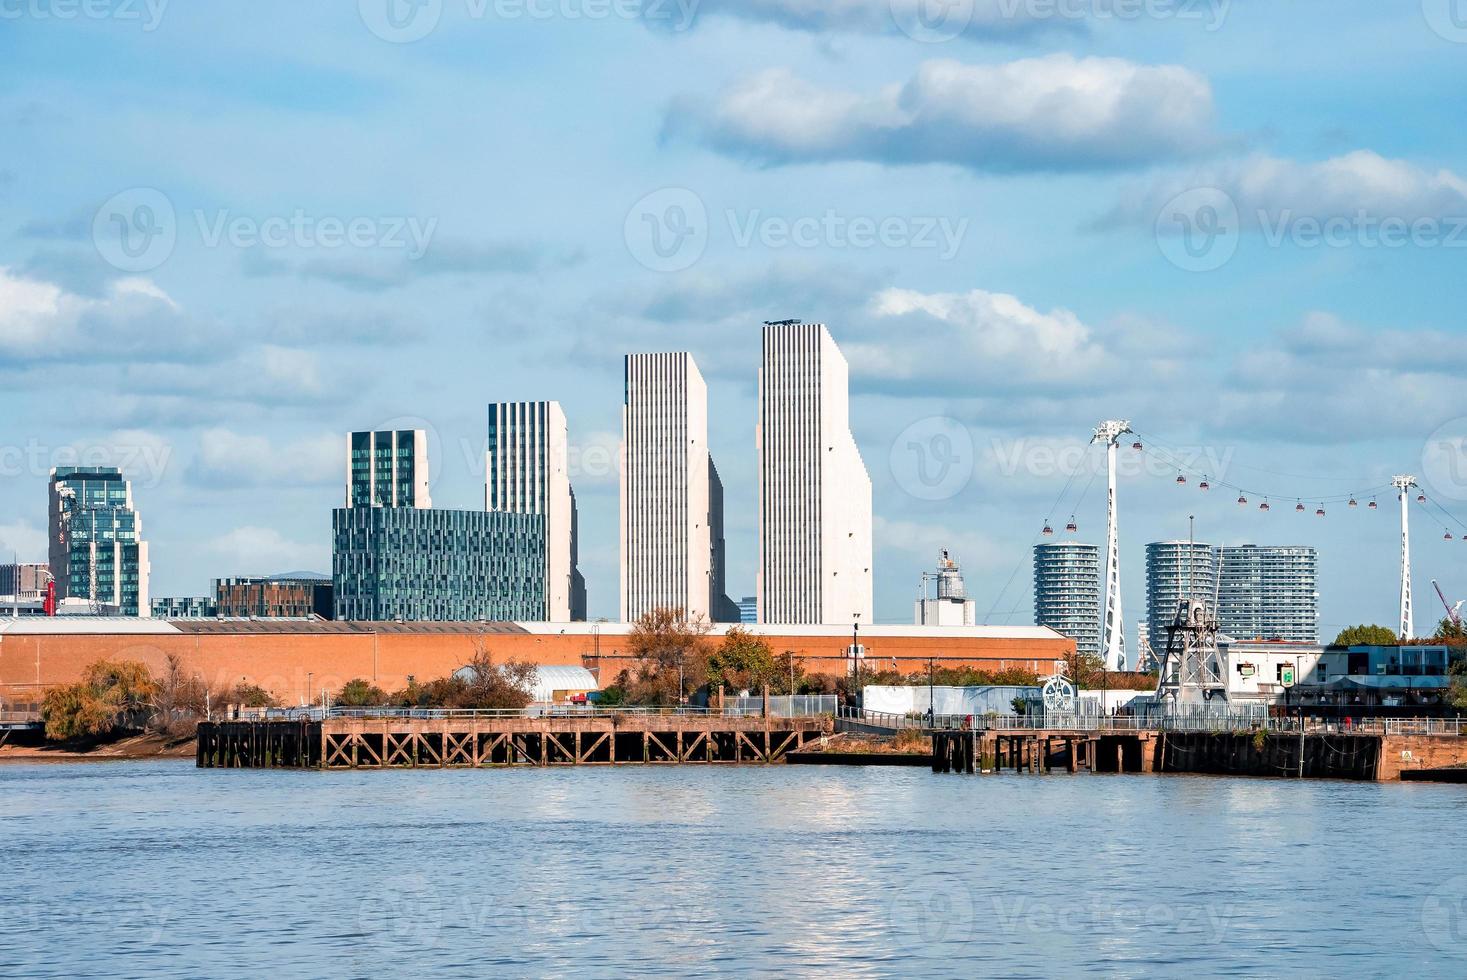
[1433,580,1463,627]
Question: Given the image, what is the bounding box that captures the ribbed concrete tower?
[619,352,734,622]
[486,401,584,621]
[756,321,872,626]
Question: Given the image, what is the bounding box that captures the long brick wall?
[0,626,1074,706]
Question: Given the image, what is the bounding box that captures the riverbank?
[0,733,195,763]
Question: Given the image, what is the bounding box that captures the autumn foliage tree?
[706,627,778,695]
[617,606,712,705]
[42,659,159,742]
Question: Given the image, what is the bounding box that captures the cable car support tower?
[1093,420,1132,671]
[1394,475,1417,640]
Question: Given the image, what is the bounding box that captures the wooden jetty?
[197,711,828,770]
[931,726,1441,781]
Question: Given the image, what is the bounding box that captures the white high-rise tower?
[1093,420,1132,671]
[1394,474,1416,640]
[757,321,872,626]
[486,401,586,622]
[619,352,735,623]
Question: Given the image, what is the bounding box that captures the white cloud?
[1104,150,1467,227]
[190,428,342,488]
[849,286,1111,391]
[204,526,326,577]
[666,55,1217,172]
[0,267,227,372]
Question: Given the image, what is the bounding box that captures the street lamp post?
[928,656,935,725]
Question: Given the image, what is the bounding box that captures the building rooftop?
[0,617,1068,640]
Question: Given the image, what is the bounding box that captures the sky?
[2,1,1467,640]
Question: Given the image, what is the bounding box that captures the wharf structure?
[197,710,828,769]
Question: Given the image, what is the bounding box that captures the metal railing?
[842,707,1467,737]
[244,702,835,723]
[723,695,837,718]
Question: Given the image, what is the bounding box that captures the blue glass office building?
[48,466,150,616]
[331,507,547,621]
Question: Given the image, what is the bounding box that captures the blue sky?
[3,0,1467,639]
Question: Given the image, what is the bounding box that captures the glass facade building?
[48,466,150,616]
[152,596,218,618]
[1216,545,1318,642]
[332,507,547,621]
[348,430,430,509]
[1033,542,1101,657]
[1145,541,1218,653]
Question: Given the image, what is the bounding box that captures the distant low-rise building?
[0,563,50,602]
[151,596,218,618]
[737,596,757,625]
[1220,638,1460,714]
[214,577,330,619]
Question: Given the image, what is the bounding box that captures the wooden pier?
[196,713,828,770]
[932,727,1415,780]
[932,729,1158,775]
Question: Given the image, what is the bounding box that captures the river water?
[2,760,1465,978]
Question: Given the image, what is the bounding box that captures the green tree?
[707,627,778,694]
[619,606,712,705]
[41,658,159,742]
[1434,617,1466,642]
[1450,658,1467,711]
[1332,624,1399,646]
[228,683,278,708]
[336,678,389,706]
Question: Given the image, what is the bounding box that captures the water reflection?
[2,762,1465,977]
